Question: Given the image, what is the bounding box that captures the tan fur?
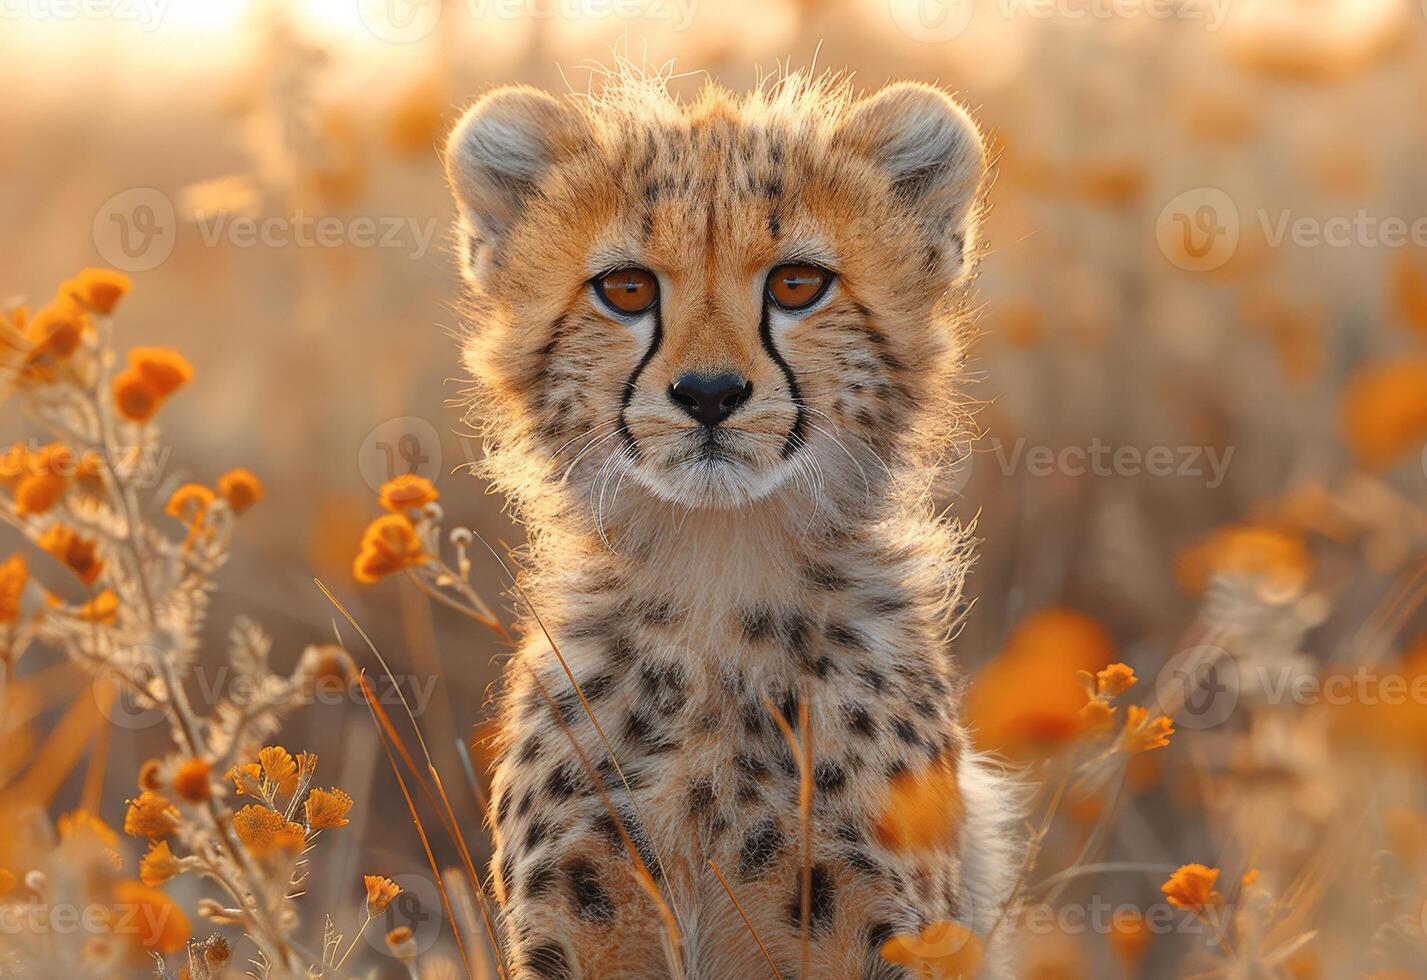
[444,64,1021,979]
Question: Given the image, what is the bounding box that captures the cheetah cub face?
[445,76,985,514]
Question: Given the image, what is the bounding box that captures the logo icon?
[358,0,442,43]
[93,187,177,273]
[1156,187,1240,273]
[359,416,443,494]
[1155,644,1239,730]
[364,873,442,957]
[888,0,975,43]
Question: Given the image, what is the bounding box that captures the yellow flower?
[1161,864,1222,911]
[172,758,212,803]
[124,791,179,839]
[58,268,131,315]
[217,468,264,514]
[379,474,439,513]
[305,787,354,830]
[232,804,305,857]
[1109,909,1149,968]
[259,745,298,791]
[364,875,402,915]
[1079,698,1117,733]
[113,881,190,954]
[1095,663,1138,698]
[57,810,119,848]
[226,762,262,798]
[0,555,28,625]
[129,347,193,397]
[353,513,427,584]
[1122,705,1175,753]
[139,840,181,886]
[165,483,215,526]
[76,590,119,625]
[37,524,104,585]
[113,367,161,422]
[880,921,983,978]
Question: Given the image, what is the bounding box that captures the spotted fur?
[444,63,1022,979]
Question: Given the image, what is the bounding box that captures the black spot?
[495,790,512,828]
[913,697,938,720]
[892,718,922,747]
[565,858,615,922]
[857,668,887,693]
[846,849,884,876]
[845,704,878,738]
[516,736,543,764]
[806,563,849,591]
[525,941,573,979]
[550,687,581,724]
[866,921,897,952]
[734,753,770,780]
[740,605,778,642]
[768,211,781,238]
[638,661,687,714]
[827,622,870,652]
[739,819,785,879]
[545,762,581,802]
[524,859,557,898]
[524,817,554,852]
[623,709,679,754]
[741,700,768,736]
[515,789,535,820]
[814,761,847,794]
[786,864,836,933]
[688,779,715,815]
[776,690,800,730]
[594,804,658,873]
[498,853,515,895]
[581,672,616,701]
[867,594,911,614]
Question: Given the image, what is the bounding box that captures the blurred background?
[6,0,1427,975]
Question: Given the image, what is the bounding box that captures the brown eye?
[767,263,833,311]
[595,268,658,315]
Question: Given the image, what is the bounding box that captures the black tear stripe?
[616,304,664,459]
[759,304,808,459]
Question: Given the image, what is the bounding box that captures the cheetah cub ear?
[836,82,987,282]
[444,86,590,281]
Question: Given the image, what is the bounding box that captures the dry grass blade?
[763,691,812,980]
[708,857,784,980]
[359,672,476,980]
[317,581,509,980]
[522,662,686,979]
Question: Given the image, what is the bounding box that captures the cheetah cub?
[444,69,1022,979]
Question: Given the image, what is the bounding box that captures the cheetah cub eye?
[594,267,659,316]
[766,263,833,312]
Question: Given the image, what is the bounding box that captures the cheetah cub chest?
[444,69,1022,979]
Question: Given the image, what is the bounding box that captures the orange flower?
[138,759,163,791]
[112,881,190,954]
[113,368,161,422]
[172,758,211,803]
[364,875,403,915]
[386,925,417,959]
[379,474,439,512]
[124,791,179,839]
[880,921,983,977]
[1161,864,1222,912]
[964,608,1116,760]
[1122,705,1175,753]
[353,513,427,584]
[139,840,181,886]
[25,298,89,362]
[76,590,119,625]
[232,804,305,857]
[165,483,215,526]
[57,810,119,848]
[58,268,131,315]
[1340,357,1427,470]
[37,524,103,585]
[14,443,74,516]
[1175,523,1311,599]
[873,755,962,854]
[227,762,263,798]
[259,745,298,790]
[217,468,264,514]
[1109,909,1150,968]
[1078,698,1117,733]
[1095,663,1138,698]
[0,555,27,625]
[129,347,193,397]
[305,787,354,830]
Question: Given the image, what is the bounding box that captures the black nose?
[668,372,752,427]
